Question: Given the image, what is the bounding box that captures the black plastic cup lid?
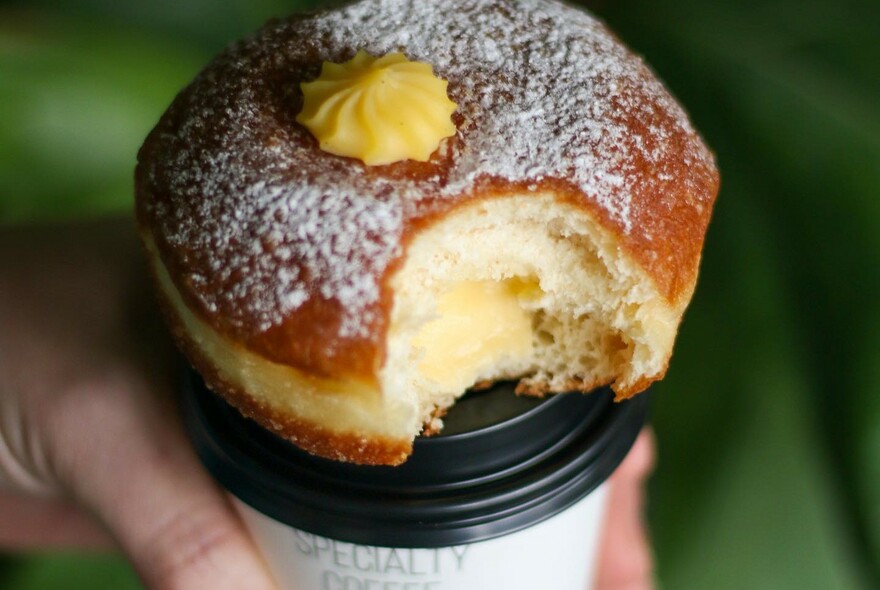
[181,368,649,548]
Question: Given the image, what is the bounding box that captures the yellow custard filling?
[297,50,457,165]
[411,280,537,389]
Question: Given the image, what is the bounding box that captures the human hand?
[0,218,277,589]
[0,217,654,590]
[595,430,655,590]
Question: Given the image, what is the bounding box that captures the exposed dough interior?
[382,193,677,433]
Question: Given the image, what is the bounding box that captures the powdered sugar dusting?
[140,0,715,344]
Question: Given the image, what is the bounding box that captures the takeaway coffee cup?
[181,370,649,590]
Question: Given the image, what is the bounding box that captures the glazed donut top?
[136,0,718,381]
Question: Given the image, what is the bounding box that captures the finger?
[594,429,656,590]
[45,370,277,590]
[0,491,114,550]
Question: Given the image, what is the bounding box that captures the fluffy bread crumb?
[382,193,678,436]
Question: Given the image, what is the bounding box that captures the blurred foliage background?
[1,0,879,588]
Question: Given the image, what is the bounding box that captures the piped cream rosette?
[297,50,458,165]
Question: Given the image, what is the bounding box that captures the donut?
[135,0,719,465]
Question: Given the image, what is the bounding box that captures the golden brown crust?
[136,0,719,405]
[153,274,412,465]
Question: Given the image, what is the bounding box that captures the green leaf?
[6,554,139,590]
[597,0,880,587]
[0,14,209,221]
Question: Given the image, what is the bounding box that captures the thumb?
[594,429,655,590]
[46,370,277,590]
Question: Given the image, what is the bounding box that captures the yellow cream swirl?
[297,50,458,166]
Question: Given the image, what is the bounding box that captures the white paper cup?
[182,375,648,590]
